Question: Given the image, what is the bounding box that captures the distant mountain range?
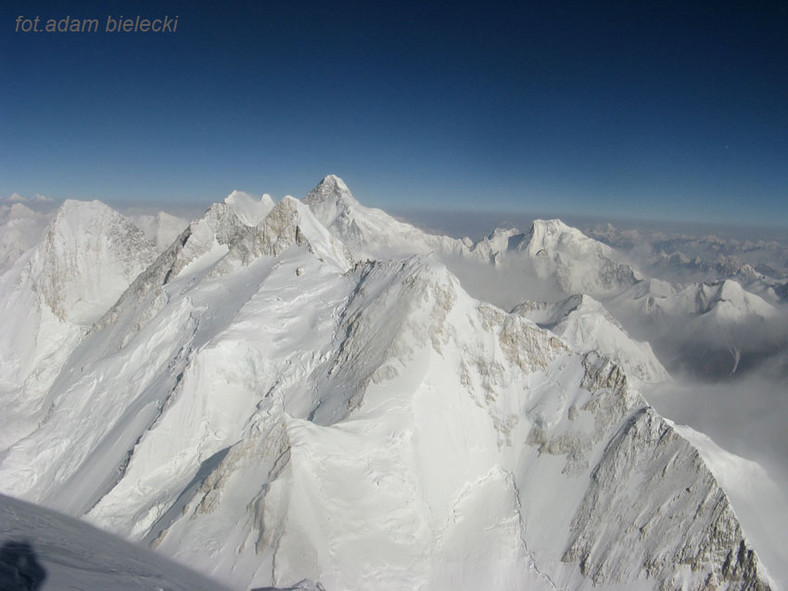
[0,175,783,590]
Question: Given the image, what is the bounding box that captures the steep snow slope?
[27,200,159,326]
[514,294,669,384]
[0,200,158,450]
[0,186,779,590]
[0,194,774,590]
[0,202,53,272]
[224,190,276,226]
[0,196,352,512]
[303,175,468,259]
[469,219,642,297]
[129,210,191,250]
[0,493,234,591]
[613,278,781,376]
[671,424,788,588]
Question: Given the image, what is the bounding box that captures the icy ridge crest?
[0,177,776,591]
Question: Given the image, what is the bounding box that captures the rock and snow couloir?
[303,174,468,259]
[513,294,669,384]
[0,176,777,590]
[0,200,159,450]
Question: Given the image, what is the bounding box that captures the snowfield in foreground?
[0,492,232,591]
[0,175,783,590]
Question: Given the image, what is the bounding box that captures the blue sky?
[2,0,786,226]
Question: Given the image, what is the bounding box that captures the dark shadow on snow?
[0,541,47,591]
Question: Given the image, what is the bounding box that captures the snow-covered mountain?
[457,214,783,379]
[470,219,642,297]
[0,176,780,590]
[224,189,277,226]
[637,278,776,322]
[647,251,782,300]
[513,294,669,384]
[0,200,159,450]
[0,202,54,273]
[0,493,234,591]
[614,278,782,376]
[303,174,468,259]
[129,209,192,251]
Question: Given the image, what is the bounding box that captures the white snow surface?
[621,277,777,325]
[0,493,233,591]
[0,202,54,273]
[468,219,642,297]
[224,190,276,227]
[130,210,192,251]
[303,174,468,259]
[514,294,669,384]
[0,176,778,591]
[0,200,159,450]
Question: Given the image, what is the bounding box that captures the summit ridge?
[0,175,781,591]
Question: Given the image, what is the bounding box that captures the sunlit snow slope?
[0,493,233,591]
[0,176,776,591]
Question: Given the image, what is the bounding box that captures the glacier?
[0,175,781,590]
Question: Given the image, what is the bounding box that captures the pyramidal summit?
[0,175,780,591]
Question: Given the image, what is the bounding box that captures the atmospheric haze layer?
[1,175,786,590]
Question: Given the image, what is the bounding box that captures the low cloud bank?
[439,253,564,311]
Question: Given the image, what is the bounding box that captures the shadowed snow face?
[1,181,785,590]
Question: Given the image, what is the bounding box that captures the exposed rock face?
[514,294,669,384]
[564,406,770,590]
[0,200,159,449]
[0,178,776,591]
[30,199,158,325]
[470,219,642,297]
[304,174,468,259]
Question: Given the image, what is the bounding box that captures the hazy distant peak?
[304,174,359,210]
[30,199,159,325]
[525,218,577,242]
[2,192,55,205]
[317,173,350,193]
[468,227,522,263]
[483,228,521,244]
[530,218,574,230]
[50,200,151,247]
[58,198,114,216]
[518,218,590,257]
[524,218,636,260]
[8,201,37,218]
[223,189,276,226]
[703,278,775,317]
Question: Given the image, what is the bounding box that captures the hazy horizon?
[5,186,788,247]
[2,1,787,227]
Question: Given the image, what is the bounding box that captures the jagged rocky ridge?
[0,200,159,450]
[0,176,776,590]
[513,294,669,384]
